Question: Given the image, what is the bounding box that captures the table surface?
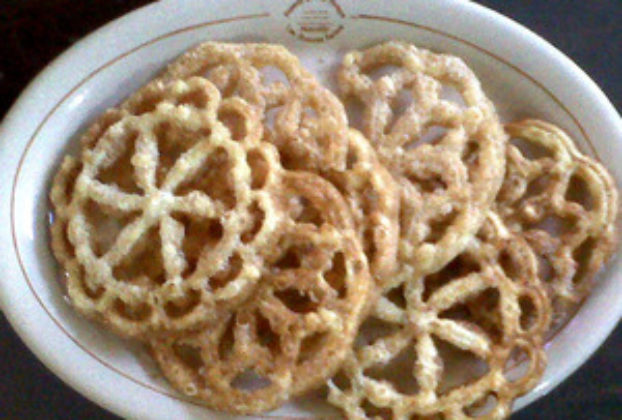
[1,1,620,419]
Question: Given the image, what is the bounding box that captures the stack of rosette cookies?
[50,41,618,419]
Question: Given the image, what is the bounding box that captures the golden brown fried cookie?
[271,127,401,287]
[496,119,619,327]
[150,171,373,414]
[339,41,507,285]
[327,212,551,420]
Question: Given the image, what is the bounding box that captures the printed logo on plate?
[285,0,345,42]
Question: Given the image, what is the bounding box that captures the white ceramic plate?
[0,0,620,418]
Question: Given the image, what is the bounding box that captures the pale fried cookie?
[327,212,551,420]
[157,42,350,172]
[150,171,373,414]
[339,41,507,285]
[50,77,285,339]
[496,119,619,325]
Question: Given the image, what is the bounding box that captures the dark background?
[0,1,620,419]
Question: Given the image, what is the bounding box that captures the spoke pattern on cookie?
[50,77,283,338]
[327,214,551,420]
